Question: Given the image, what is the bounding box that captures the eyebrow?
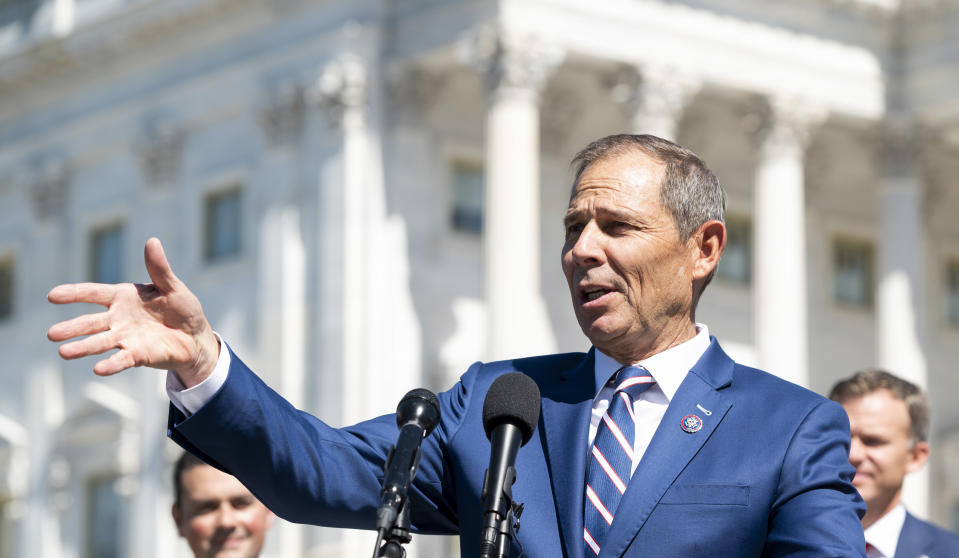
[563,206,639,226]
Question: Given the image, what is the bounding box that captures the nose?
[568,222,605,267]
[216,503,239,530]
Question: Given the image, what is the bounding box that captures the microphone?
[375,388,441,536]
[479,373,541,558]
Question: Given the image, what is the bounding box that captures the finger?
[47,311,111,342]
[47,283,116,306]
[144,238,180,293]
[93,350,138,376]
[58,331,118,360]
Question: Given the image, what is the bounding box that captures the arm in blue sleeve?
[168,344,482,534]
[765,399,866,557]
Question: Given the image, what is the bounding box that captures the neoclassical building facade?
[0,0,957,557]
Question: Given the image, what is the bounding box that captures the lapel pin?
[681,414,703,433]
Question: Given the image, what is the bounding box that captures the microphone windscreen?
[482,373,541,445]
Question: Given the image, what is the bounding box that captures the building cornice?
[0,0,262,98]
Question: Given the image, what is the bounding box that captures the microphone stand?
[372,445,420,558]
[376,499,412,558]
[479,460,526,558]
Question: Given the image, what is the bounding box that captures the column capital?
[137,115,184,187]
[309,55,367,129]
[753,95,827,157]
[23,154,71,222]
[608,64,700,139]
[459,26,564,99]
[259,80,306,147]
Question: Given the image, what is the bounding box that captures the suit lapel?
[598,340,735,558]
[895,512,932,558]
[540,350,595,558]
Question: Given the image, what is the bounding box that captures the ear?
[689,220,726,281]
[905,440,930,474]
[172,504,185,536]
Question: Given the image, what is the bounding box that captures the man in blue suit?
[830,370,959,558]
[48,134,866,556]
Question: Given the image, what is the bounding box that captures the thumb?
[144,237,180,292]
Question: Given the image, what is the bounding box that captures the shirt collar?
[864,503,906,558]
[593,324,711,401]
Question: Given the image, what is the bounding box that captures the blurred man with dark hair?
[172,452,274,558]
[830,369,959,558]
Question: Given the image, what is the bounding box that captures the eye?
[193,502,218,515]
[231,497,254,509]
[860,436,887,447]
[564,222,584,239]
[604,221,633,234]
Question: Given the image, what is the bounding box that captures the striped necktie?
[583,365,655,556]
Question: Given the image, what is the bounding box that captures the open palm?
[47,237,219,386]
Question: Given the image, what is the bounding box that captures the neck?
[862,491,902,530]
[601,321,698,365]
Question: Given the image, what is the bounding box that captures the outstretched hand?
[47,237,220,388]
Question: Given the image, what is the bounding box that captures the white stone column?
[462,28,562,361]
[126,375,172,558]
[314,55,373,428]
[258,204,307,558]
[877,119,928,516]
[312,50,421,557]
[22,364,64,558]
[753,98,823,388]
[611,64,699,141]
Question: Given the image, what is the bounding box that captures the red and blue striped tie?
[583,365,655,556]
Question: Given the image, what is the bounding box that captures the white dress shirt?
[864,503,906,558]
[589,324,711,474]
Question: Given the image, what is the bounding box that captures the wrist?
[178,328,220,388]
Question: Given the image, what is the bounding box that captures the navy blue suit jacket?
[169,338,866,557]
[895,511,959,558]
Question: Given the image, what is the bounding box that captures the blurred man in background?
[830,369,959,558]
[172,451,275,558]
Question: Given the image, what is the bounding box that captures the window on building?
[0,257,13,321]
[833,238,874,307]
[450,161,484,233]
[204,187,243,262]
[90,224,124,284]
[87,476,128,558]
[947,259,959,327]
[716,217,751,284]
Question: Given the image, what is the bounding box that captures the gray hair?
[828,369,931,444]
[570,134,726,241]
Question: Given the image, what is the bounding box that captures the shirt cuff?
[166,332,231,416]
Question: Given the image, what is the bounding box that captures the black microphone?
[375,388,441,535]
[479,373,541,558]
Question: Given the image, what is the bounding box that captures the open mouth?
[582,287,613,302]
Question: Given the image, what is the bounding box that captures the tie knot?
[613,366,655,398]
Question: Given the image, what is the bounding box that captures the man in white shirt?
[172,451,275,558]
[830,369,959,558]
